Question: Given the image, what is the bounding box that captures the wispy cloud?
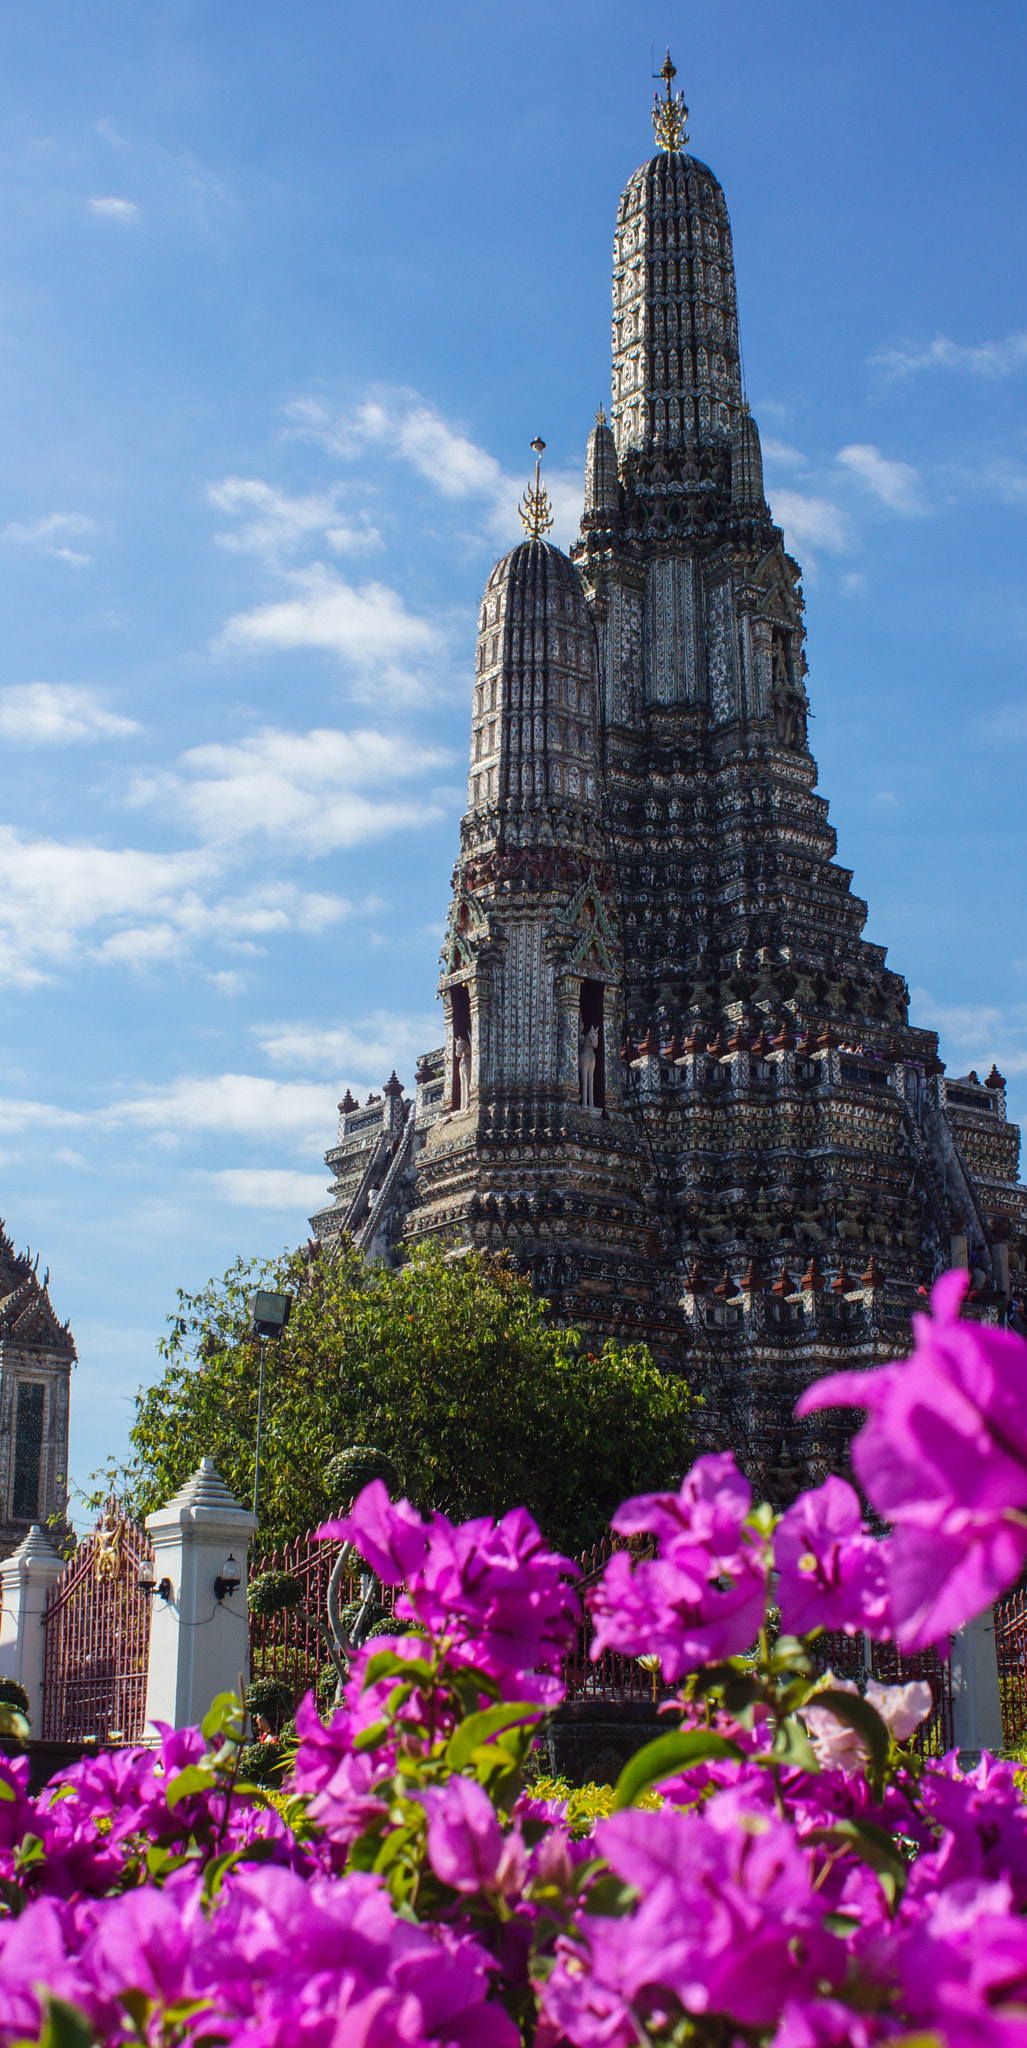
[2,512,95,567]
[910,987,1027,1075]
[0,684,139,743]
[219,564,445,700]
[761,438,807,467]
[208,477,381,560]
[110,1072,336,1151]
[837,443,927,515]
[257,1009,440,1081]
[873,332,1027,380]
[287,386,584,549]
[200,1167,330,1210]
[88,197,139,223]
[769,488,852,565]
[137,723,452,855]
[0,829,352,985]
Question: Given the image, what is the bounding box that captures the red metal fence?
[247,1529,961,1756]
[41,1501,154,1743]
[249,1531,394,1703]
[812,1632,954,1756]
[994,1582,1027,1749]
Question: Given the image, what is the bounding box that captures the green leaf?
[582,1872,637,1916]
[201,1692,244,1743]
[165,1764,216,1809]
[768,1636,813,1674]
[720,1672,762,1720]
[769,1716,820,1773]
[361,1650,434,1691]
[691,1659,746,1699]
[35,1997,96,2048]
[611,1729,743,1809]
[807,1816,907,1877]
[813,1689,890,1778]
[445,1701,541,1772]
[352,1719,391,1754]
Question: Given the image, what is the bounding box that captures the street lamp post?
[246,1290,293,1523]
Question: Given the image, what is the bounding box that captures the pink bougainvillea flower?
[796,1267,1027,1647]
[317,1479,429,1586]
[419,1777,526,1898]
[540,1798,844,2043]
[319,1484,578,1705]
[587,1453,768,1680]
[588,1545,767,1680]
[775,1476,892,1638]
[398,1503,578,1695]
[864,1678,932,1743]
[611,1451,755,1564]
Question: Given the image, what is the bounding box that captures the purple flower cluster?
[799,1267,1027,1647]
[321,1483,579,1705]
[5,1280,1027,2048]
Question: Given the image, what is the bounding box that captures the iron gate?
[41,1499,154,1742]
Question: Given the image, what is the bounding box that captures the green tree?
[107,1243,695,1556]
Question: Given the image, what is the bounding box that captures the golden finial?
[595,403,608,426]
[519,436,554,539]
[652,48,689,151]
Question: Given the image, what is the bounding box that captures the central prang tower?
[311,61,1026,1497]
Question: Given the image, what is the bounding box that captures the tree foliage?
[108,1243,696,1555]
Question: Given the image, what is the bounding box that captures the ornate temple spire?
[465,533,601,843]
[731,400,767,510]
[610,74,743,457]
[583,406,619,525]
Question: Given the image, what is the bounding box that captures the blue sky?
[0,0,1025,1517]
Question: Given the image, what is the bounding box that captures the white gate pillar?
[951,1607,1004,1764]
[143,1460,257,1735]
[0,1525,68,1731]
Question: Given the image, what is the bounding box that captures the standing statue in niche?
[579,1023,599,1110]
[770,631,807,750]
[454,1035,472,1111]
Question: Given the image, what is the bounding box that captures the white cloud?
[761,438,807,466]
[139,723,452,855]
[0,828,352,984]
[287,387,583,549]
[110,1073,336,1150]
[0,683,139,743]
[257,1009,441,1082]
[219,564,443,697]
[769,489,852,563]
[88,197,140,223]
[873,332,1027,380]
[208,477,381,559]
[2,512,95,567]
[909,988,1027,1074]
[201,1168,330,1210]
[837,443,926,515]
[0,1095,85,1135]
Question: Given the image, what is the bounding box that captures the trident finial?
[652,47,689,151]
[519,437,554,539]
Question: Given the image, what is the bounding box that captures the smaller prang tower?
[0,1221,74,1558]
[310,61,1026,1496]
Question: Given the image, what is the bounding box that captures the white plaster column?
[143,1460,257,1736]
[0,1524,67,1731]
[950,1608,1004,1764]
